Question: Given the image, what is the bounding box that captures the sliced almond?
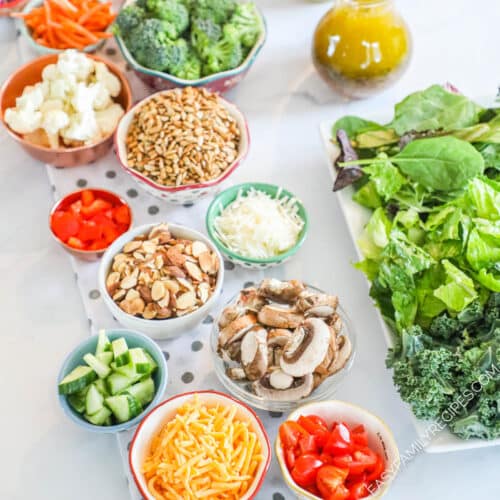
[133,251,146,261]
[157,306,172,319]
[112,289,126,301]
[199,251,215,274]
[167,247,186,267]
[137,285,153,303]
[120,274,138,289]
[148,224,170,240]
[106,271,121,294]
[163,279,180,295]
[176,290,196,310]
[177,277,194,291]
[197,282,210,303]
[151,281,166,301]
[155,254,164,269]
[185,261,203,282]
[123,240,142,253]
[142,240,157,254]
[166,266,186,278]
[125,288,140,301]
[157,291,170,309]
[143,302,157,319]
[192,240,209,258]
[129,297,145,315]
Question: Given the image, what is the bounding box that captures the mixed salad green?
[114,0,263,79]
[332,85,500,440]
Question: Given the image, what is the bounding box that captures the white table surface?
[1,1,500,499]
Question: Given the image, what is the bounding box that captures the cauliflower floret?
[41,64,59,81]
[57,50,94,82]
[49,73,77,101]
[40,99,64,113]
[71,82,100,114]
[42,109,70,148]
[61,111,99,144]
[16,84,44,111]
[91,82,112,111]
[4,108,42,134]
[95,103,124,137]
[94,61,121,97]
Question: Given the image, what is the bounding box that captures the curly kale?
[146,0,190,37]
[485,293,500,325]
[429,314,460,341]
[192,0,236,24]
[114,5,146,36]
[226,2,261,48]
[451,413,500,440]
[190,16,222,59]
[457,300,484,326]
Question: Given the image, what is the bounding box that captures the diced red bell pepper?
[81,190,95,207]
[67,236,85,249]
[80,199,112,218]
[78,220,101,242]
[51,211,80,241]
[113,204,131,225]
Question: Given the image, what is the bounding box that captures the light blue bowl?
[57,329,168,433]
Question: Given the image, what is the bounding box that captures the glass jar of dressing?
[312,0,411,99]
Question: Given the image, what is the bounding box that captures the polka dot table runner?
[17,36,291,499]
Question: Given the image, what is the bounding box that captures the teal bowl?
[18,0,107,55]
[57,329,168,433]
[206,182,308,270]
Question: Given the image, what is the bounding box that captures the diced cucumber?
[83,353,111,379]
[93,378,110,397]
[129,348,151,374]
[95,329,111,355]
[59,366,97,395]
[106,372,133,395]
[85,406,112,425]
[96,351,113,366]
[112,337,131,367]
[67,393,86,413]
[85,384,104,415]
[125,377,155,406]
[144,351,158,373]
[105,394,142,423]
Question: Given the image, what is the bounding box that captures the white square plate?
[319,98,500,453]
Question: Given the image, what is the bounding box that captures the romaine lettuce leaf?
[364,159,406,200]
[433,260,478,311]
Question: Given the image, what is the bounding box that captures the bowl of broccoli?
[113,0,266,92]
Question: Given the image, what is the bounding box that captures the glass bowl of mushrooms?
[210,279,356,412]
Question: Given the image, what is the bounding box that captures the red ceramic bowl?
[129,390,271,500]
[0,54,132,167]
[49,188,133,261]
[0,0,27,15]
[114,89,250,205]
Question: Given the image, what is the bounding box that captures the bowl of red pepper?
[276,401,400,500]
[49,188,132,261]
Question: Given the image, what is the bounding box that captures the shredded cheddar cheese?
[142,396,264,500]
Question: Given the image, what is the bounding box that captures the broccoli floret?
[171,49,201,80]
[202,31,242,75]
[145,0,190,37]
[162,38,189,74]
[190,16,222,59]
[128,19,184,71]
[114,5,146,36]
[192,0,236,24]
[429,313,460,341]
[227,2,262,48]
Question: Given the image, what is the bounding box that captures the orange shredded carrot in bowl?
[11,0,115,49]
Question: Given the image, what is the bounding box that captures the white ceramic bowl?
[98,223,224,340]
[129,390,271,500]
[276,401,400,500]
[114,89,250,205]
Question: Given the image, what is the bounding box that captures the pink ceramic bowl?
[129,390,271,500]
[114,89,250,205]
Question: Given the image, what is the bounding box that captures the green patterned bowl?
[205,182,308,270]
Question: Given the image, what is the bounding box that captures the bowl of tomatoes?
[49,188,132,261]
[276,401,400,500]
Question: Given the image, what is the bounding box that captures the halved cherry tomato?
[349,479,370,499]
[351,425,368,447]
[51,211,80,241]
[81,189,95,207]
[316,465,349,498]
[80,199,112,218]
[279,421,310,450]
[67,236,85,249]
[320,453,336,465]
[285,448,296,470]
[329,484,350,500]
[365,453,384,482]
[113,204,131,225]
[291,454,324,488]
[324,423,352,456]
[299,434,319,455]
[298,415,330,447]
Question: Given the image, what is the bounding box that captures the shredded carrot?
[11,0,114,50]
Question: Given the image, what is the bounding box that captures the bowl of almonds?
[98,223,224,340]
[114,87,249,205]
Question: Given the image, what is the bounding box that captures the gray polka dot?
[74,273,79,281]
[127,441,131,451]
[106,170,116,178]
[89,289,101,299]
[127,188,138,198]
[273,494,285,500]
[16,29,21,37]
[269,411,283,418]
[191,341,203,352]
[181,372,194,383]
[224,260,235,270]
[183,202,194,208]
[202,315,214,324]
[51,184,56,192]
[88,318,93,327]
[163,351,170,361]
[244,281,255,288]
[77,179,87,187]
[148,205,159,215]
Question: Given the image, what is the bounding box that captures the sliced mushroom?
[267,328,294,347]
[297,292,339,318]
[258,279,306,304]
[328,313,343,335]
[269,369,294,390]
[314,326,337,376]
[218,304,245,329]
[252,373,314,400]
[280,318,331,377]
[240,326,268,381]
[237,288,267,312]
[226,367,247,381]
[258,305,303,329]
[221,340,242,363]
[218,313,257,348]
[328,335,352,374]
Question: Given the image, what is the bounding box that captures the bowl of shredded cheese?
[129,391,271,500]
[206,183,308,269]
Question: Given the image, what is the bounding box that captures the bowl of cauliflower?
[0,50,132,167]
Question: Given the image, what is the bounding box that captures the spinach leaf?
[390,85,483,135]
[393,136,485,191]
[475,143,500,172]
[332,116,384,138]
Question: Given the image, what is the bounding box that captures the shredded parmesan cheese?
[142,396,264,500]
[213,188,304,259]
